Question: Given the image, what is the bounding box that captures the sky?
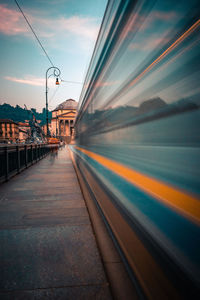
[0,0,107,112]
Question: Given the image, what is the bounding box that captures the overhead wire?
[14,0,84,86]
[61,79,83,85]
[49,85,60,104]
[14,0,54,67]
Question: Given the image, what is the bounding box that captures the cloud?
[57,16,99,40]
[4,75,56,87]
[5,76,44,86]
[0,4,28,35]
[0,4,99,41]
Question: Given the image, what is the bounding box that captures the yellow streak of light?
[75,146,200,225]
[129,19,200,87]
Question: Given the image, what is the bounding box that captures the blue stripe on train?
[72,146,200,280]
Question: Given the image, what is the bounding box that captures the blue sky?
[0,0,107,111]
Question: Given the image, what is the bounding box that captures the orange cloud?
[5,76,44,86]
[0,4,99,41]
[0,4,28,35]
[4,76,56,87]
[57,16,99,41]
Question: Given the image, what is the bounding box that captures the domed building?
[50,99,78,142]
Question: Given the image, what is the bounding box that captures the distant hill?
[0,103,52,125]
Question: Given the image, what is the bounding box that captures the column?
[68,120,70,136]
[59,120,61,136]
[64,120,67,137]
[61,120,64,136]
[65,120,69,136]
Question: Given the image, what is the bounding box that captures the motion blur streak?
[129,18,200,88]
[72,0,200,298]
[75,146,200,224]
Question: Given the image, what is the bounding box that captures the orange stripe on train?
[75,146,200,225]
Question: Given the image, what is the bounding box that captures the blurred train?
[70,0,200,298]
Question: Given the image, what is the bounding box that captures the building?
[18,122,31,143]
[50,99,78,143]
[0,119,19,143]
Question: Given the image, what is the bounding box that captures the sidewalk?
[0,146,112,299]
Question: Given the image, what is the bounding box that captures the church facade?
[50,99,78,142]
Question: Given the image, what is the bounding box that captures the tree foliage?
[0,103,52,125]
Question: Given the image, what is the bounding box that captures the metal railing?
[0,144,57,183]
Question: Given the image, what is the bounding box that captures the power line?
[14,0,54,67]
[48,79,82,105]
[61,79,83,85]
[49,85,60,104]
[14,1,84,86]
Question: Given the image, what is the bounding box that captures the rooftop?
[0,119,18,124]
[53,99,78,111]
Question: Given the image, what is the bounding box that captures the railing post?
[31,145,33,164]
[16,145,20,173]
[24,145,28,168]
[1,143,53,183]
[39,144,41,159]
[5,146,9,181]
[44,145,47,156]
[35,145,38,162]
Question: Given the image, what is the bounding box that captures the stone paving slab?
[0,225,106,290]
[0,195,89,229]
[0,285,111,300]
[0,146,112,299]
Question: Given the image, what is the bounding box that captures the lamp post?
[45,66,61,137]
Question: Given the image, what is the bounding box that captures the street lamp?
[45,66,61,137]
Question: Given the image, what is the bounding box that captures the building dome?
[53,99,78,111]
